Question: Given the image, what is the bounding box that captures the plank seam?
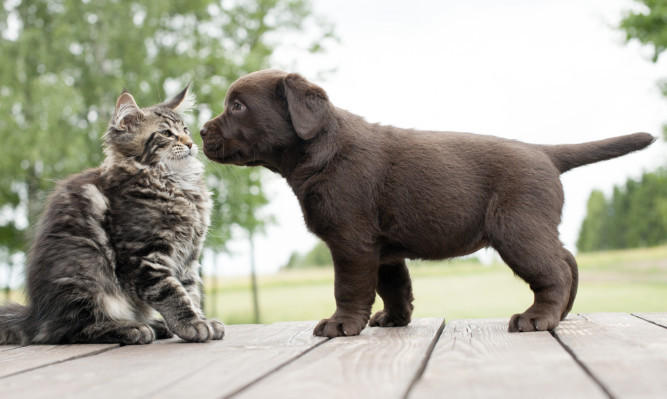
[0,346,22,353]
[0,345,121,380]
[631,313,667,330]
[289,323,313,344]
[550,329,615,399]
[224,338,330,399]
[402,317,447,399]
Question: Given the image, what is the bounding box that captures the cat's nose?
[180,136,193,148]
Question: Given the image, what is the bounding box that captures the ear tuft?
[163,84,196,114]
[283,73,334,140]
[113,91,145,131]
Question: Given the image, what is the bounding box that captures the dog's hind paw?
[313,315,367,338]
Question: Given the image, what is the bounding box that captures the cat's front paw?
[209,319,225,340]
[172,319,224,342]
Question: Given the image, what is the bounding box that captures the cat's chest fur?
[102,160,211,276]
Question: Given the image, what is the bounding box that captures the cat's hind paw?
[149,318,174,340]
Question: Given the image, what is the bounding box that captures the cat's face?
[104,87,197,169]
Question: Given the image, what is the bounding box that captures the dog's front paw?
[314,314,367,338]
[508,311,560,332]
[171,318,222,342]
[369,309,411,327]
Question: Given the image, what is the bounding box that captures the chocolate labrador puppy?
[200,69,654,337]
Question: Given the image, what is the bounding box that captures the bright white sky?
[203,0,667,276]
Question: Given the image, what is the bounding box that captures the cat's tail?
[540,132,656,174]
[0,302,30,345]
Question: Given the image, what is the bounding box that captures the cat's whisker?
[204,158,226,178]
[225,164,241,183]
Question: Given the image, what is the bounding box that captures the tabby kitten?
[0,87,224,345]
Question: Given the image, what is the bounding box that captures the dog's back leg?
[562,248,579,320]
[369,260,414,327]
[495,232,573,332]
[486,191,573,332]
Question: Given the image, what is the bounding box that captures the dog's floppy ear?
[283,73,334,140]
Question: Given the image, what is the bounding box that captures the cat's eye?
[160,130,175,137]
[232,101,245,112]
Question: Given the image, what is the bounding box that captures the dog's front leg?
[313,249,378,338]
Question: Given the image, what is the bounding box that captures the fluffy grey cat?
[0,87,224,345]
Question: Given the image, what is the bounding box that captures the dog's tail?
[0,302,30,345]
[540,132,656,174]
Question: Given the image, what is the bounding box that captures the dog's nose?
[200,125,209,139]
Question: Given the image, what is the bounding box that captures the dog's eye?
[232,101,245,112]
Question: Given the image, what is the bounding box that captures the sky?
[204,0,667,276]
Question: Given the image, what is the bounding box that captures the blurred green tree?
[620,0,667,139]
[576,0,667,252]
[576,190,611,252]
[0,0,334,298]
[577,170,667,252]
[284,241,332,269]
[620,0,667,62]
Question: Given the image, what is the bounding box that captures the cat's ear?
[163,84,195,114]
[113,90,145,131]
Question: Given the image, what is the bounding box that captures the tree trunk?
[249,233,260,324]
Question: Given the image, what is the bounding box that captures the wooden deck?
[1,312,666,398]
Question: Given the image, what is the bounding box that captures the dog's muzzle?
[200,124,211,140]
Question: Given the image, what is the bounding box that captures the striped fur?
[0,88,223,345]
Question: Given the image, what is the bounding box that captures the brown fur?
[200,69,655,337]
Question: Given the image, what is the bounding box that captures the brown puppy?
[200,69,655,337]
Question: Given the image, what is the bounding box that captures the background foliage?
[0,0,333,291]
[283,241,332,269]
[578,170,667,251]
[577,0,667,252]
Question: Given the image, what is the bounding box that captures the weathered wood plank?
[554,312,667,399]
[0,345,20,352]
[633,312,667,329]
[153,321,326,398]
[409,318,607,398]
[3,314,665,398]
[0,323,323,399]
[233,318,445,399]
[0,344,118,378]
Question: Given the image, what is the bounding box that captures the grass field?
[203,245,667,325]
